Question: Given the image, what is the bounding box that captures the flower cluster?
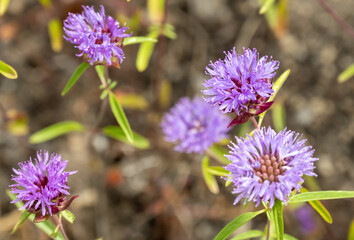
[10,150,77,222]
[202,47,279,127]
[161,97,230,154]
[224,127,318,208]
[64,5,131,67]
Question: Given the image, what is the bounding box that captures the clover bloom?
[10,150,78,222]
[202,48,279,127]
[225,127,318,208]
[161,97,229,154]
[64,5,132,67]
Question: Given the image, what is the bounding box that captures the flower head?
[225,127,318,208]
[202,48,279,127]
[64,5,132,67]
[161,97,230,154]
[10,150,78,222]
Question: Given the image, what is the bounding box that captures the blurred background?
[0,0,353,239]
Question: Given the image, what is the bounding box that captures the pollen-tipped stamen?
[254,154,286,183]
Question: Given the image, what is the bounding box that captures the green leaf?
[163,24,177,39]
[38,0,51,8]
[50,224,60,238]
[283,234,298,240]
[202,156,219,194]
[61,210,75,224]
[230,230,264,240]
[259,0,276,14]
[214,209,267,240]
[348,219,354,240]
[289,191,354,203]
[0,0,10,15]
[136,31,159,72]
[61,62,90,96]
[29,121,84,144]
[6,190,65,240]
[0,0,10,16]
[207,144,231,165]
[225,179,232,187]
[300,188,332,224]
[208,166,230,177]
[109,92,134,143]
[308,200,332,224]
[11,211,31,234]
[103,125,150,149]
[95,65,105,84]
[100,90,109,100]
[0,60,18,79]
[271,102,286,132]
[338,63,354,83]
[48,18,63,52]
[258,69,290,127]
[271,199,284,240]
[123,36,158,46]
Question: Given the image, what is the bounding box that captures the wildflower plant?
[161,96,229,154]
[201,49,354,240]
[29,4,162,148]
[202,47,279,127]
[9,150,77,239]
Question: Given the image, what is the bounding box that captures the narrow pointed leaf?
[109,92,134,142]
[11,211,31,234]
[61,62,90,96]
[300,188,332,223]
[283,234,298,240]
[95,65,105,84]
[29,121,84,144]
[259,0,276,14]
[271,199,284,240]
[0,60,18,79]
[123,36,157,46]
[338,63,354,83]
[50,224,60,237]
[0,0,10,16]
[48,18,63,52]
[289,191,354,203]
[103,125,149,149]
[202,156,219,194]
[231,230,263,240]
[272,102,285,131]
[6,190,65,240]
[348,219,354,240]
[214,209,267,240]
[207,144,231,165]
[163,24,177,39]
[61,210,75,224]
[208,166,230,177]
[258,69,290,127]
[39,0,51,8]
[136,31,159,72]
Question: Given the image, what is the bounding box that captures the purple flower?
[295,205,316,234]
[161,97,230,154]
[202,48,279,127]
[10,150,78,222]
[64,5,132,67]
[225,127,318,208]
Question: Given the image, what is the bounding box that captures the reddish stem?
[251,116,260,130]
[316,0,354,39]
